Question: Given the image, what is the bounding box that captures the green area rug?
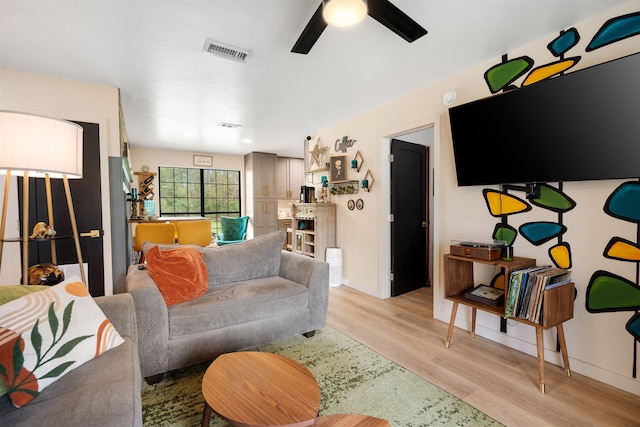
[141,327,501,426]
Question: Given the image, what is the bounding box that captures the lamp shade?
[0,110,83,179]
[323,0,367,27]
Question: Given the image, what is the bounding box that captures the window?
[158,167,241,237]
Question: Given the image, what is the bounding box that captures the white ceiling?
[0,1,630,158]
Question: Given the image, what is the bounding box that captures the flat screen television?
[449,52,640,187]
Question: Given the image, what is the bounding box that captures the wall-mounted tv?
[449,52,640,187]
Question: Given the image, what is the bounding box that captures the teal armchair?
[217,216,249,246]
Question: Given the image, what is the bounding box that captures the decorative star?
[309,141,328,169]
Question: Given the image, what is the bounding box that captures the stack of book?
[504,266,572,324]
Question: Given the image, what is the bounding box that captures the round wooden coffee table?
[314,414,391,426]
[201,351,320,427]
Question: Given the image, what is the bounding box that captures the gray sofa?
[125,231,329,382]
[0,293,142,427]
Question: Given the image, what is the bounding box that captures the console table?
[443,254,574,393]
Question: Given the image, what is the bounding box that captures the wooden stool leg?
[201,402,211,427]
[445,302,459,349]
[536,327,545,393]
[471,307,477,338]
[556,324,571,377]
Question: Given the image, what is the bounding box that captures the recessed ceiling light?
[218,122,242,129]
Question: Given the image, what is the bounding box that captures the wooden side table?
[443,254,574,393]
[201,352,320,427]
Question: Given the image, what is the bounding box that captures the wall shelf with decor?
[328,181,359,195]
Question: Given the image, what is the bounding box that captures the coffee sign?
[335,136,356,153]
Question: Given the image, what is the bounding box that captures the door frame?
[378,115,442,299]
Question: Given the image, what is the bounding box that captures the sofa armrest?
[125,265,169,378]
[95,293,137,345]
[279,250,329,331]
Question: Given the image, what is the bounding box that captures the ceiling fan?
[291,0,428,54]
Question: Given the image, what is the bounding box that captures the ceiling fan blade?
[367,0,428,43]
[292,3,327,54]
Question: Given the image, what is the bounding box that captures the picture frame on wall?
[329,155,347,182]
[193,155,213,167]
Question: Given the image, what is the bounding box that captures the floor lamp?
[0,110,86,285]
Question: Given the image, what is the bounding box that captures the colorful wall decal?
[519,221,567,245]
[484,56,534,93]
[603,181,640,223]
[529,183,576,213]
[586,271,640,314]
[477,10,640,377]
[586,11,640,51]
[604,237,640,262]
[522,57,581,86]
[547,28,580,56]
[587,179,640,373]
[492,223,518,247]
[627,313,640,339]
[490,272,506,290]
[482,189,532,217]
[549,242,572,269]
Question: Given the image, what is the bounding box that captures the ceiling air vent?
[203,39,251,63]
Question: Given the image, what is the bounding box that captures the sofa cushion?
[203,230,285,287]
[0,278,124,407]
[168,276,309,337]
[145,245,208,306]
[0,337,141,426]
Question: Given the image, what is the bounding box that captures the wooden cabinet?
[276,157,304,200]
[443,254,574,393]
[252,199,278,237]
[245,152,277,238]
[246,152,276,199]
[291,203,335,262]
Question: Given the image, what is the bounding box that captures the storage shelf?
[288,203,335,262]
[446,292,505,317]
[443,253,574,393]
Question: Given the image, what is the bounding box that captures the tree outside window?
[158,166,241,238]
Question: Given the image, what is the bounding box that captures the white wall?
[311,3,640,395]
[128,146,244,177]
[0,68,120,294]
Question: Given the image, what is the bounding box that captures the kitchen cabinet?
[276,157,304,200]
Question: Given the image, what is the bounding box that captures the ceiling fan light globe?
[322,0,367,28]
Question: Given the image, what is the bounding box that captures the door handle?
[421,221,428,228]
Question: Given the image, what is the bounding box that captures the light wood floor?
[326,286,639,427]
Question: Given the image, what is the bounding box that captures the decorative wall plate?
[347,199,355,210]
[356,199,364,210]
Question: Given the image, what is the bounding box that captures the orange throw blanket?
[145,246,208,306]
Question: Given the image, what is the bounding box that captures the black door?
[390,139,427,296]
[19,121,105,295]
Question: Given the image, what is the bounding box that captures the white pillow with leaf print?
[0,277,124,407]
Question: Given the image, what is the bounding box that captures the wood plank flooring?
[326,286,639,427]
